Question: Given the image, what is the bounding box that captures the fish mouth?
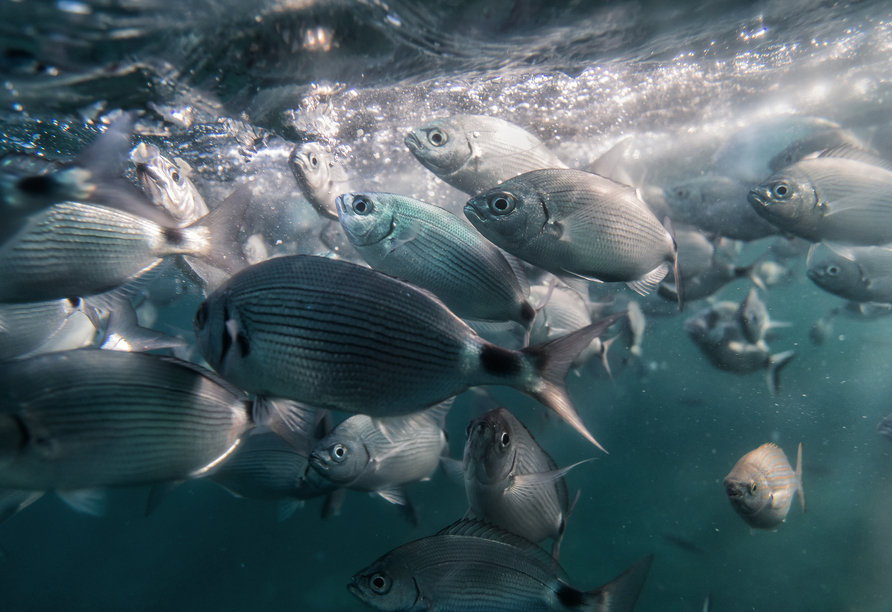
[724,480,743,498]
[346,580,364,599]
[308,451,327,471]
[747,187,769,208]
[404,132,423,153]
[335,194,348,218]
[463,202,483,222]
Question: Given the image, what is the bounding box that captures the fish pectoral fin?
[557,272,598,297]
[507,459,595,501]
[626,263,669,296]
[385,219,422,254]
[56,488,108,517]
[277,499,305,522]
[375,486,409,506]
[439,456,465,483]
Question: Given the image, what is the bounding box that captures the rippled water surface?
[1,1,892,611]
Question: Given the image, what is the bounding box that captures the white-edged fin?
[626,263,669,297]
[56,489,108,516]
[374,397,454,443]
[500,250,531,297]
[439,456,465,483]
[585,137,635,185]
[251,397,317,455]
[277,499,305,522]
[558,272,596,297]
[795,442,805,514]
[436,518,570,581]
[188,183,253,275]
[818,144,892,171]
[375,486,408,506]
[765,350,795,397]
[819,241,860,262]
[18,311,96,358]
[145,481,183,516]
[100,299,187,352]
[507,459,594,502]
[582,555,654,612]
[0,490,44,523]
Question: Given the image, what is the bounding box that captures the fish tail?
[765,350,795,396]
[520,312,625,452]
[663,216,684,311]
[582,554,653,612]
[190,184,253,275]
[795,442,806,514]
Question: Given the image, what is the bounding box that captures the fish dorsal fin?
[436,518,569,580]
[373,397,454,442]
[818,144,892,172]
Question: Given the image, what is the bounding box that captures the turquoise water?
[1,1,892,611]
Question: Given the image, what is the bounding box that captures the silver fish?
[289,141,348,221]
[878,413,892,441]
[460,407,589,560]
[0,186,250,303]
[0,298,98,362]
[684,301,795,396]
[349,518,653,612]
[748,146,892,245]
[806,241,892,303]
[405,114,567,196]
[662,175,780,241]
[465,169,682,309]
[0,350,306,491]
[131,142,209,226]
[337,192,535,341]
[724,442,804,531]
[309,400,450,521]
[194,255,622,451]
[736,287,789,350]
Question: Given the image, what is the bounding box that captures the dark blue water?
[1,1,891,611]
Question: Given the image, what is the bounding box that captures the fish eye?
[195,302,208,330]
[487,192,516,215]
[771,181,792,199]
[332,444,348,462]
[170,169,181,183]
[369,572,392,594]
[827,266,839,276]
[500,432,510,447]
[310,153,319,167]
[427,128,447,147]
[352,197,374,216]
[750,483,758,493]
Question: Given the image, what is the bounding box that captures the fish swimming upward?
[724,442,805,531]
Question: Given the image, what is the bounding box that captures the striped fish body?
[0,350,252,491]
[724,442,805,530]
[309,406,447,491]
[0,298,95,361]
[349,519,653,612]
[405,114,567,196]
[464,407,567,546]
[465,169,679,298]
[210,431,336,501]
[337,192,534,331]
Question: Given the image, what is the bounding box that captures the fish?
[0,297,99,362]
[465,169,682,309]
[0,185,251,303]
[289,141,348,221]
[724,442,805,531]
[309,400,451,524]
[0,350,308,492]
[0,113,178,244]
[661,175,780,241]
[405,114,567,196]
[457,407,590,560]
[336,192,536,342]
[736,287,790,349]
[747,145,892,245]
[131,142,209,226]
[806,241,892,303]
[627,301,646,358]
[348,518,653,612]
[684,301,795,396]
[657,235,760,304]
[194,254,622,451]
[878,413,892,441]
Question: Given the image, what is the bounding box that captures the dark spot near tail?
[16,175,57,196]
[556,584,587,608]
[67,297,81,308]
[163,227,187,247]
[520,302,535,323]
[236,333,250,358]
[479,344,522,378]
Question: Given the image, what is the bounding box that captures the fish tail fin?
[795,442,806,514]
[191,184,253,275]
[599,335,619,381]
[100,299,187,353]
[521,312,625,452]
[663,216,684,311]
[765,350,795,396]
[581,554,653,612]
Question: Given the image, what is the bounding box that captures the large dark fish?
[465,169,682,309]
[724,442,804,531]
[194,255,621,451]
[349,518,653,612]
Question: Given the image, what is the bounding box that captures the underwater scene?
[1,0,892,610]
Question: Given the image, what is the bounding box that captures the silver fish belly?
[0,350,253,491]
[724,442,804,530]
